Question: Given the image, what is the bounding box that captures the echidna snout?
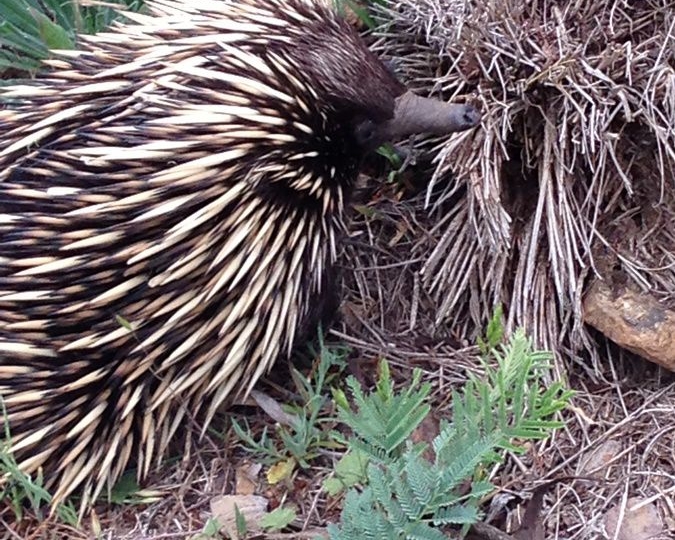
[355,92,480,150]
[384,92,481,140]
[0,0,480,514]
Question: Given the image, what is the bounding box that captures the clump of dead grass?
[367,0,675,368]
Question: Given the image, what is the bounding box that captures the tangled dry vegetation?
[365,0,675,369]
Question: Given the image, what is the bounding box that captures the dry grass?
[370,0,675,368]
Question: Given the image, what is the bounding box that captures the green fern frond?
[337,364,431,459]
[435,434,500,492]
[393,472,422,520]
[404,457,436,508]
[406,522,447,540]
[327,318,573,540]
[432,504,480,526]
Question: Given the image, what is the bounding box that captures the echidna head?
[255,0,481,197]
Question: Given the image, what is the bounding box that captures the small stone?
[210,494,269,538]
[578,440,621,478]
[234,461,262,495]
[604,497,664,540]
[583,280,675,371]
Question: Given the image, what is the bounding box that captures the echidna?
[0,0,480,511]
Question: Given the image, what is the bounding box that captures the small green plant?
[196,517,222,539]
[332,0,379,29]
[0,0,145,74]
[326,312,574,539]
[232,333,347,469]
[0,399,78,525]
[260,505,297,532]
[376,143,406,184]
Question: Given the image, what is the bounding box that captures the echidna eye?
[354,119,378,148]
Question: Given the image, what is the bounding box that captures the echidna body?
[0,0,479,510]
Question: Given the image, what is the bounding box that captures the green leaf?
[260,506,296,531]
[234,505,247,536]
[404,454,435,508]
[115,314,134,330]
[433,503,481,525]
[376,143,403,167]
[202,517,221,536]
[353,204,377,218]
[332,386,350,411]
[108,471,140,504]
[334,0,378,29]
[0,0,146,75]
[477,305,504,354]
[407,521,448,540]
[30,8,74,49]
[323,477,345,496]
[323,449,370,495]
